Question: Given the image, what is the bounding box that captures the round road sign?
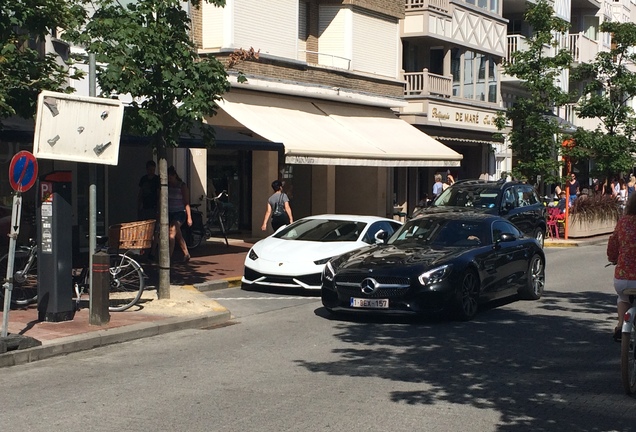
[9,151,38,192]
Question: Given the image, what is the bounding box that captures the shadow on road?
[299,290,632,431]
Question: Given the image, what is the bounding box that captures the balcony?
[402,69,452,98]
[405,0,450,14]
[505,35,529,64]
[568,33,599,64]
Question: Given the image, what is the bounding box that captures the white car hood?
[253,238,367,263]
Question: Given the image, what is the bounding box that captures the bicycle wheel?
[108,253,144,312]
[184,225,204,250]
[222,205,239,232]
[621,325,636,394]
[0,248,38,306]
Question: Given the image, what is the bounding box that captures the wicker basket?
[108,219,156,250]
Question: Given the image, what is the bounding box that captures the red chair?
[546,207,565,239]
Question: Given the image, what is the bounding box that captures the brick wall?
[216,53,404,99]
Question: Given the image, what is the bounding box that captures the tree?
[566,22,636,181]
[0,0,85,124]
[495,0,572,188]
[68,0,230,299]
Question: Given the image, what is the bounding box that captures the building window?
[464,51,474,99]
[464,0,498,13]
[451,48,461,97]
[450,48,498,103]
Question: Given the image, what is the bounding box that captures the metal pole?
[88,53,97,312]
[2,192,22,337]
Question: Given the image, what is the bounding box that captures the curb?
[0,309,231,368]
[196,276,242,292]
[545,242,579,248]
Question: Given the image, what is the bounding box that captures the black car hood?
[338,244,464,271]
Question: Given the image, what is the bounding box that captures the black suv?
[425,179,547,246]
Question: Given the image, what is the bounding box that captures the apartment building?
[192,0,463,235]
[399,0,507,183]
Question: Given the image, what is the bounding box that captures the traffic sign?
[8,151,38,192]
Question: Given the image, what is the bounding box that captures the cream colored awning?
[216,91,462,167]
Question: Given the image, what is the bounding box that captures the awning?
[0,115,281,151]
[215,91,462,167]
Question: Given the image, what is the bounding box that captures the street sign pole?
[3,151,37,338]
[2,192,22,338]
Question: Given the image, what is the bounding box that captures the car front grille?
[243,266,321,288]
[336,285,410,299]
[334,274,411,299]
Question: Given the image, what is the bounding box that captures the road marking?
[210,296,313,300]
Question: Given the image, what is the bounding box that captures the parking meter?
[37,171,75,322]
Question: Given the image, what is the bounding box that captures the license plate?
[350,298,389,309]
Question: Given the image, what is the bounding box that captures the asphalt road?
[1,244,635,432]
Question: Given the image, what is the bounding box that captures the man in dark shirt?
[138,160,160,220]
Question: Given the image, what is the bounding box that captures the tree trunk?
[156,139,170,299]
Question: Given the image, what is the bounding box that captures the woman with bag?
[261,180,293,231]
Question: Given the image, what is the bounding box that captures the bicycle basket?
[108,219,156,250]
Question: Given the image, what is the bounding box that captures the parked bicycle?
[0,239,38,306]
[0,220,153,312]
[185,191,238,249]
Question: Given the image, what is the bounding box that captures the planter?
[566,215,617,238]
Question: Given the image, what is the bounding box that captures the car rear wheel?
[454,270,480,321]
[519,254,544,300]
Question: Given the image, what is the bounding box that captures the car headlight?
[418,264,452,285]
[323,260,336,282]
[248,249,259,261]
[314,257,331,265]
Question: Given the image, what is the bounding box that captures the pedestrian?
[567,173,580,205]
[628,174,636,200]
[138,160,159,220]
[443,174,455,191]
[607,193,636,342]
[261,180,293,232]
[432,173,444,201]
[167,166,192,262]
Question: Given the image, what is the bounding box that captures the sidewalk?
[0,232,610,368]
[0,236,254,367]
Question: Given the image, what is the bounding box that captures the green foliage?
[496,0,572,186]
[66,0,230,149]
[0,0,86,123]
[567,22,636,179]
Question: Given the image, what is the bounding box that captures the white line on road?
[210,296,313,300]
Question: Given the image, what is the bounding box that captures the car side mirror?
[374,230,387,244]
[498,233,517,243]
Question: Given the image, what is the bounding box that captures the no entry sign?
[9,150,38,192]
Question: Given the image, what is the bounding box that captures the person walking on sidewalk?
[168,166,192,262]
[138,160,160,221]
[262,180,293,232]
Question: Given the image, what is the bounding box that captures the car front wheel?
[454,270,480,321]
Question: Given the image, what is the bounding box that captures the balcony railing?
[506,35,529,64]
[402,69,452,98]
[405,0,450,14]
[299,50,351,70]
[568,33,599,64]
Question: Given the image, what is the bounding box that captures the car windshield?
[433,184,500,209]
[274,219,367,242]
[388,218,486,247]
